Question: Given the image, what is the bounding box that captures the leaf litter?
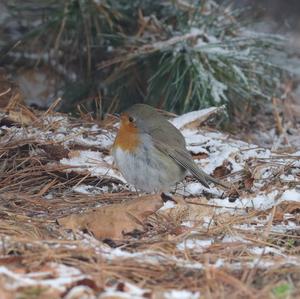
[0,101,299,298]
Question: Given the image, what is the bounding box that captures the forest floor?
[0,96,299,299]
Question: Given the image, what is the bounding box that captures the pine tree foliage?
[3,0,287,114]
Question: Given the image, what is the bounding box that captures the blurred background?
[0,0,299,148]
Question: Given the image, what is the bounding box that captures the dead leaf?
[0,68,23,109]
[213,160,232,178]
[68,150,81,159]
[244,177,254,189]
[192,152,209,160]
[40,144,69,160]
[0,285,14,299]
[273,200,300,221]
[75,278,102,292]
[7,106,40,126]
[161,196,227,226]
[58,195,163,239]
[0,256,23,266]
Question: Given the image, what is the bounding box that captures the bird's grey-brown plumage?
[125,104,229,189]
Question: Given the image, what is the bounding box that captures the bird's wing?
[147,122,186,148]
[154,140,230,189]
[154,140,210,188]
[170,147,211,188]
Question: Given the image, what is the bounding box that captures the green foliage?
[272,283,293,299]
[3,0,287,114]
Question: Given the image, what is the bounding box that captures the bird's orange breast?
[113,115,140,152]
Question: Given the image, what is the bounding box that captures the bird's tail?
[203,172,231,189]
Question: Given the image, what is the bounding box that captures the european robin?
[112,104,229,193]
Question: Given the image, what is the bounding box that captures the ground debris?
[0,106,299,298]
[58,195,163,239]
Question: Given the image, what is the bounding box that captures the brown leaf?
[213,160,232,178]
[192,152,209,160]
[0,68,22,109]
[273,201,300,222]
[68,150,81,159]
[7,106,40,126]
[244,177,254,189]
[162,196,226,226]
[75,278,102,292]
[58,195,163,239]
[0,285,15,299]
[40,144,70,160]
[0,256,23,266]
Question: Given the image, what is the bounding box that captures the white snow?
[171,107,222,130]
[210,190,279,211]
[281,189,300,202]
[177,239,212,251]
[248,246,284,256]
[184,182,207,195]
[183,129,243,174]
[0,263,87,292]
[209,75,228,103]
[73,184,109,194]
[280,174,297,182]
[60,150,125,182]
[1,114,115,151]
[222,234,250,244]
[64,285,95,299]
[164,290,200,299]
[159,200,176,211]
[100,282,149,299]
[181,221,195,228]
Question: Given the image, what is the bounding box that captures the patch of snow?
[234,220,300,234]
[184,182,207,195]
[200,44,231,56]
[1,114,115,151]
[44,193,54,200]
[0,263,87,292]
[64,285,95,299]
[164,290,200,299]
[209,75,228,103]
[72,131,114,149]
[101,282,149,299]
[159,200,176,211]
[171,107,220,130]
[280,174,296,182]
[184,131,243,174]
[60,150,124,182]
[190,27,204,36]
[181,221,195,228]
[202,216,214,229]
[214,259,224,268]
[248,246,284,256]
[240,147,272,160]
[222,234,250,244]
[104,248,205,270]
[184,182,222,197]
[280,189,300,202]
[73,184,109,194]
[177,239,212,251]
[210,190,279,211]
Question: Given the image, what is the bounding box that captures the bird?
[112,104,229,193]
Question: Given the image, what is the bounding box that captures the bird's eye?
[128,116,135,123]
